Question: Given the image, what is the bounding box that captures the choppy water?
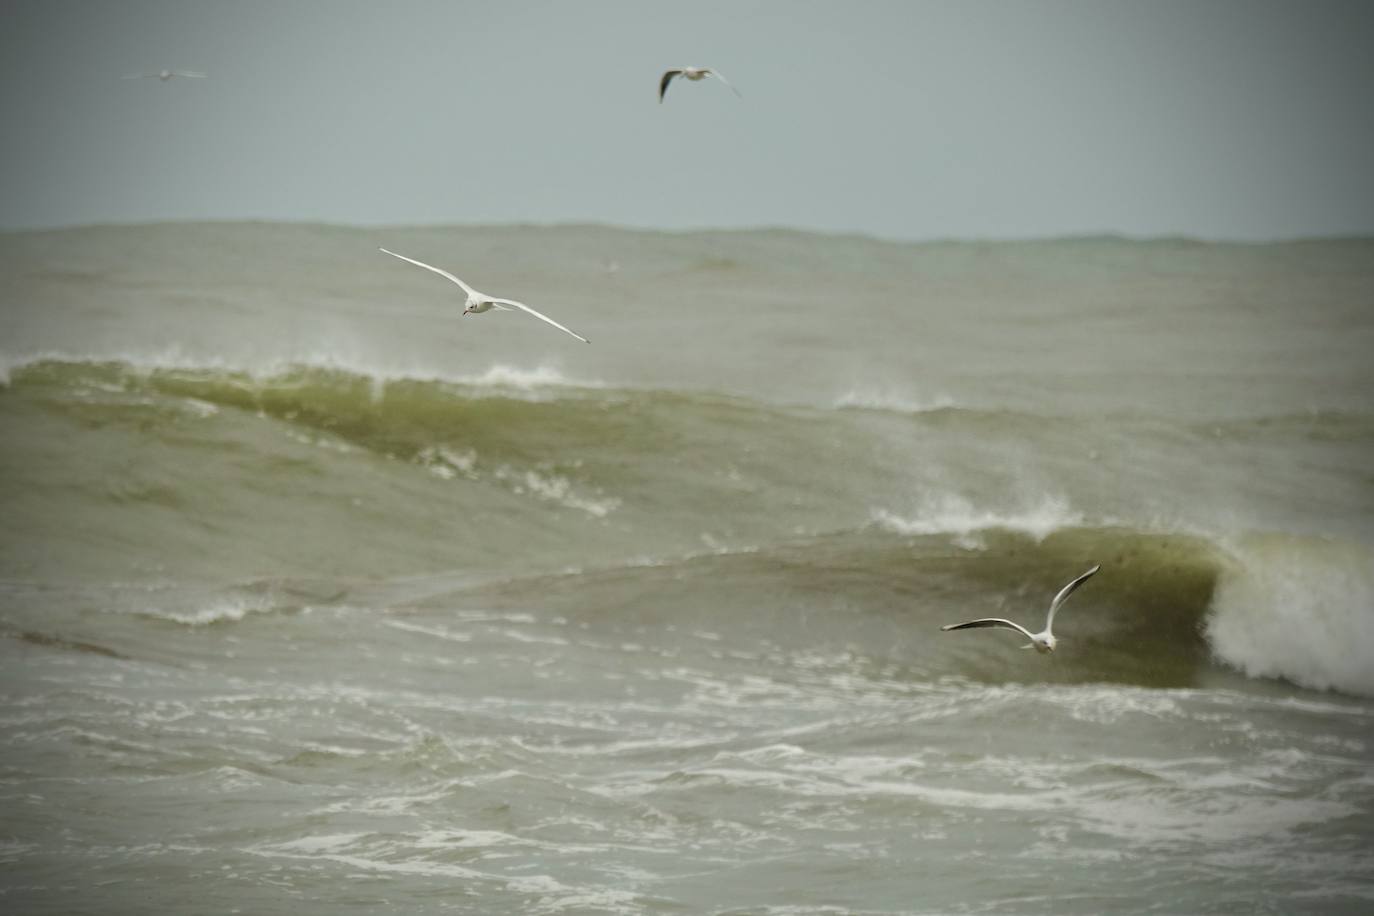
[2,223,1373,913]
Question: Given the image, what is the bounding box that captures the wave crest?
[1208,534,1374,697]
[0,350,604,397]
[833,386,956,413]
[872,494,1085,545]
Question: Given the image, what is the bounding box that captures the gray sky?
[3,0,1372,240]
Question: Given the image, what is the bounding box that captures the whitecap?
[141,593,286,626]
[833,385,955,413]
[456,363,605,391]
[872,493,1084,544]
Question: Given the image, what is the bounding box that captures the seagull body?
[379,248,589,344]
[940,565,1101,653]
[123,70,207,81]
[659,67,740,102]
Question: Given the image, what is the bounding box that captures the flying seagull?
[379,248,589,344]
[123,70,207,81]
[940,565,1101,653]
[659,67,740,103]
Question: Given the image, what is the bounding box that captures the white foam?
[872,493,1084,544]
[1207,534,1374,697]
[269,833,366,854]
[179,398,220,418]
[384,619,473,642]
[415,445,477,479]
[146,594,282,626]
[496,466,619,518]
[833,385,955,413]
[456,364,604,391]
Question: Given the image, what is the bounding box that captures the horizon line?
[3,217,1371,247]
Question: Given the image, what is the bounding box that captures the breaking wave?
[4,354,1373,696]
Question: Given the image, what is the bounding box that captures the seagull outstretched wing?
[1045,565,1100,631]
[379,248,478,298]
[940,618,1037,641]
[659,69,682,102]
[705,69,742,97]
[489,298,590,344]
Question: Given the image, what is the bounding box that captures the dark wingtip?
[659,69,679,102]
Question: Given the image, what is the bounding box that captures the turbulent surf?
[2,223,1372,913]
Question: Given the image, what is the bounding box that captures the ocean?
[1,222,1372,913]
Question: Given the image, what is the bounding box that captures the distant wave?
[13,353,1370,438]
[0,350,606,396]
[833,386,957,414]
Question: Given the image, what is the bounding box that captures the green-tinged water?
[2,223,1373,913]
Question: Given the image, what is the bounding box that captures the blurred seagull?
[123,69,207,81]
[940,565,1101,654]
[380,248,589,344]
[659,67,740,103]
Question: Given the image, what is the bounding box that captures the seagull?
[659,67,740,103]
[940,565,1100,654]
[123,70,207,81]
[379,248,589,344]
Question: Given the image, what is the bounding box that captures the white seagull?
[380,248,589,344]
[123,69,207,81]
[659,67,740,103]
[940,565,1101,654]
